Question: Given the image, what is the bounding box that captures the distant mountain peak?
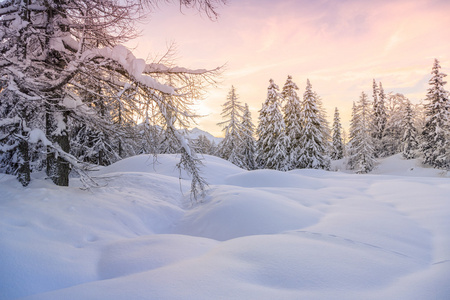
[187,127,223,144]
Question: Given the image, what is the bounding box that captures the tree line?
[213,59,449,173]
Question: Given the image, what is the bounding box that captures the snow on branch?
[0,6,18,16]
[82,45,220,96]
[0,116,21,127]
[83,45,173,94]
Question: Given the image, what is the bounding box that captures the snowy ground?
[1,154,449,300]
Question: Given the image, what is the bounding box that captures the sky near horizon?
[129,0,450,137]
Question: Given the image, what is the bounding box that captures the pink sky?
[129,0,450,137]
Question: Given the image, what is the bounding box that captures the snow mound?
[225,168,325,189]
[96,154,243,185]
[371,154,449,177]
[173,185,322,241]
[97,234,218,280]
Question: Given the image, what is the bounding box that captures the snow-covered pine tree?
[217,86,245,166]
[256,89,271,169]
[70,125,119,166]
[421,59,450,169]
[137,116,163,155]
[297,79,330,170]
[347,92,376,173]
[0,0,223,196]
[402,99,419,159]
[331,107,344,160]
[191,134,213,155]
[281,75,302,170]
[382,93,409,157]
[371,80,387,157]
[0,90,35,186]
[346,102,359,170]
[256,79,288,170]
[315,92,332,154]
[238,103,257,170]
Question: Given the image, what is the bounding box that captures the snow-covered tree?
[70,124,119,166]
[0,0,223,196]
[217,86,245,166]
[0,90,36,186]
[347,102,359,169]
[238,103,257,170]
[256,79,288,170]
[281,75,302,170]
[331,107,344,160]
[421,59,450,169]
[297,79,330,170]
[315,92,331,153]
[402,99,419,159]
[191,134,213,155]
[371,80,387,157]
[382,93,409,157]
[347,92,375,173]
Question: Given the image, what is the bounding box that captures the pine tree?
[160,126,182,154]
[281,75,302,170]
[347,102,359,170]
[331,107,344,160]
[347,92,376,173]
[192,134,213,155]
[402,99,419,159]
[0,91,35,186]
[217,86,245,166]
[256,79,288,170]
[239,103,257,170]
[315,92,332,154]
[372,79,387,157]
[70,125,119,166]
[382,93,409,156]
[421,59,450,169]
[256,86,272,169]
[297,79,330,170]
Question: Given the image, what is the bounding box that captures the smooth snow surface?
[0,154,449,299]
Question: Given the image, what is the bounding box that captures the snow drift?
[0,154,449,299]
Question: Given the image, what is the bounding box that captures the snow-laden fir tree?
[217,86,245,166]
[382,93,409,157]
[281,75,303,170]
[347,92,376,173]
[297,79,330,170]
[371,80,387,157]
[238,103,257,170]
[402,99,419,159]
[256,79,288,171]
[421,59,450,169]
[347,102,359,170]
[191,134,213,155]
[0,90,36,186]
[70,125,119,167]
[315,92,332,154]
[331,107,344,160]
[0,0,223,196]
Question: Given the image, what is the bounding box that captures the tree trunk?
[17,136,31,187]
[46,103,70,186]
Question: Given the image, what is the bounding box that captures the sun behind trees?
[0,0,225,198]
